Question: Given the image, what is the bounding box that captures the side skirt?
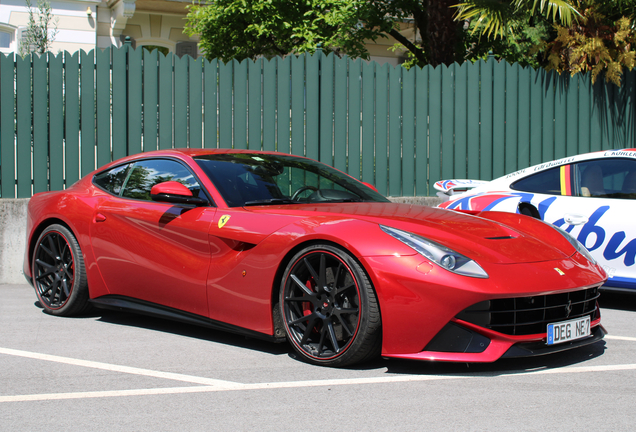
[89,295,286,343]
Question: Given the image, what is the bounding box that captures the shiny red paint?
[24,149,608,362]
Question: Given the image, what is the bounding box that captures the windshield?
[194,153,390,207]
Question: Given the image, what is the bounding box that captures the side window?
[511,167,561,195]
[575,159,636,199]
[121,159,203,201]
[93,164,129,195]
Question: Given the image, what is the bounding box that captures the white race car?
[436,149,636,292]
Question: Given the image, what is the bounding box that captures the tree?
[545,1,636,85]
[453,0,636,84]
[185,0,388,63]
[186,0,477,67]
[453,0,581,40]
[19,0,58,56]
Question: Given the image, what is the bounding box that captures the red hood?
[246,202,571,264]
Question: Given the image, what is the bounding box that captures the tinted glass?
[511,167,561,195]
[93,164,129,195]
[574,158,636,199]
[195,153,390,207]
[121,159,203,201]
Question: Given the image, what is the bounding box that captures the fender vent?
[485,236,515,240]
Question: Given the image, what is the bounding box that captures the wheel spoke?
[285,296,309,303]
[303,258,319,286]
[61,277,71,298]
[38,243,56,260]
[35,259,56,272]
[317,325,327,355]
[326,321,340,353]
[62,264,73,280]
[300,315,318,346]
[35,270,56,281]
[291,274,315,297]
[47,235,60,260]
[47,278,60,298]
[336,307,358,315]
[334,314,354,337]
[289,312,314,326]
[318,254,326,290]
[334,281,355,297]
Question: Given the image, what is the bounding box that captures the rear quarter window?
[511,167,561,195]
[93,164,129,195]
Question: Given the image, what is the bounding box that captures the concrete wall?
[0,196,443,285]
[1,198,28,284]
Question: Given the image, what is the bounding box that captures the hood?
[246,202,570,264]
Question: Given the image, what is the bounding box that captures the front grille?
[456,287,600,336]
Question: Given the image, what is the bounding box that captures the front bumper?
[383,318,605,363]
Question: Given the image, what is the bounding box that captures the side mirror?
[362,181,379,193]
[150,181,208,206]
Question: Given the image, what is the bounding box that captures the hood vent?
[485,236,516,240]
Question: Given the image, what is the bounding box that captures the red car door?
[89,158,216,317]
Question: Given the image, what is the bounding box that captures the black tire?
[32,224,90,316]
[280,244,381,367]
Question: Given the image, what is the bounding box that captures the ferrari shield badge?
[554,268,565,276]
[218,215,231,228]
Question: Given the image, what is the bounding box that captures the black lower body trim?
[502,325,606,358]
[424,322,491,353]
[89,295,286,343]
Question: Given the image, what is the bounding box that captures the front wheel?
[280,244,381,367]
[32,224,90,316]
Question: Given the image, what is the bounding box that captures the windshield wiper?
[319,198,363,203]
[243,198,297,206]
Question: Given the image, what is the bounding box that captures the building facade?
[0,0,412,64]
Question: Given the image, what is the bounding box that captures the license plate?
[546,316,591,345]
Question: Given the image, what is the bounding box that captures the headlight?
[552,225,597,265]
[380,225,488,278]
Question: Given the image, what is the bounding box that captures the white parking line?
[2,346,636,403]
[605,335,636,342]
[0,347,237,387]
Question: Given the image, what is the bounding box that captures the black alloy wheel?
[280,244,381,367]
[32,224,90,316]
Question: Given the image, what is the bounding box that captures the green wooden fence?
[0,47,634,199]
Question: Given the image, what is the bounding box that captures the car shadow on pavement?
[34,300,292,357]
[382,340,607,376]
[94,308,292,356]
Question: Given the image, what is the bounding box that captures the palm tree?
[453,0,581,39]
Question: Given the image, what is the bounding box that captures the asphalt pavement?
[1,284,635,431]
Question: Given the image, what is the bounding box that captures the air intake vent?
[456,287,600,335]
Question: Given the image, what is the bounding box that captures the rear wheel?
[32,224,90,316]
[280,244,381,367]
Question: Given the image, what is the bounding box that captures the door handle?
[94,213,106,223]
[564,214,588,225]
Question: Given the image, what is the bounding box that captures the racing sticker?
[560,165,572,196]
[218,215,231,228]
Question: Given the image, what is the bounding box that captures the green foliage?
[546,5,636,85]
[453,0,581,40]
[186,0,635,77]
[19,0,58,56]
[185,0,387,62]
[464,18,552,67]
